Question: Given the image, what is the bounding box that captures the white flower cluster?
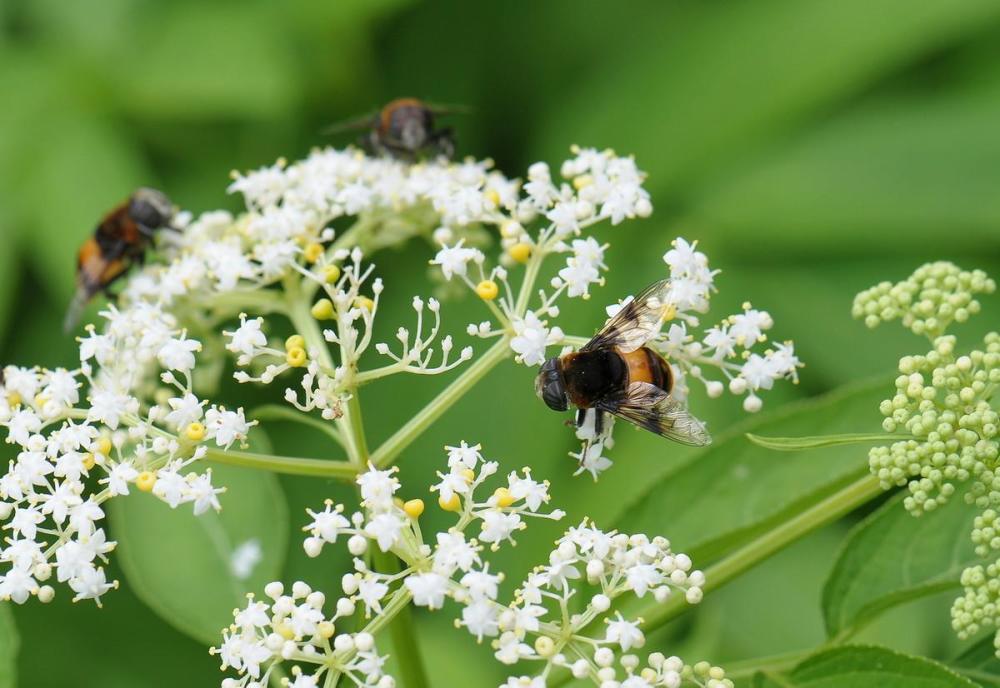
[432,146,652,368]
[494,520,730,688]
[219,443,729,687]
[215,581,391,688]
[648,238,801,412]
[0,305,245,605]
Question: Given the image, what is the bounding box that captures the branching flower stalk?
[0,142,799,687]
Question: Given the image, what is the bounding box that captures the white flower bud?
[355,631,374,651]
[264,582,284,599]
[303,537,323,558]
[591,593,611,612]
[342,573,359,595]
[594,647,614,667]
[348,534,368,556]
[333,634,354,652]
[336,597,356,617]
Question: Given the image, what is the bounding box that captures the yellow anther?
[6,393,20,408]
[572,174,594,190]
[475,280,499,301]
[322,264,341,284]
[275,622,295,640]
[33,394,49,408]
[438,494,461,512]
[96,436,113,457]
[508,243,531,264]
[286,347,307,368]
[460,468,475,483]
[82,453,96,471]
[354,296,375,312]
[317,621,335,639]
[285,334,305,351]
[311,299,335,320]
[493,487,515,508]
[185,422,206,442]
[661,303,677,322]
[303,242,324,264]
[136,471,156,493]
[403,499,425,518]
[485,189,501,207]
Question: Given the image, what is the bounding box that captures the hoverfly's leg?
[594,409,605,437]
[136,224,158,239]
[575,408,587,429]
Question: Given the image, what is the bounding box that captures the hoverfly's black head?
[535,357,569,412]
[128,187,175,231]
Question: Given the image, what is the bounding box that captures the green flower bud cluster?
[869,333,1000,514]
[852,261,994,339]
[951,559,1000,649]
[860,262,1000,654]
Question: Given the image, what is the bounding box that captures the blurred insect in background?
[323,98,464,160]
[64,188,177,333]
[535,279,712,450]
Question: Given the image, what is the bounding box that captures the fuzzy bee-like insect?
[535,280,712,447]
[323,98,462,161]
[63,188,176,333]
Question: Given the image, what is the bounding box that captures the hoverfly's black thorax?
[561,349,627,408]
[535,357,570,412]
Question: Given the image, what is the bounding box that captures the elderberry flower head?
[219,443,729,688]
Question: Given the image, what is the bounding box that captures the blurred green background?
[3,0,1000,686]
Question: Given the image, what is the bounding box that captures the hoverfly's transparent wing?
[598,382,711,447]
[320,111,378,136]
[424,102,473,116]
[582,279,673,354]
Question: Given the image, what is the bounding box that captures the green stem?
[370,338,511,468]
[343,393,369,469]
[515,250,545,316]
[372,550,430,688]
[640,472,882,631]
[202,447,355,479]
[251,404,346,449]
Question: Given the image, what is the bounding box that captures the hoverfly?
[535,280,711,447]
[323,98,462,160]
[63,188,176,332]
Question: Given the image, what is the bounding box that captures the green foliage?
[109,431,289,645]
[4,0,1000,684]
[751,645,978,687]
[823,494,980,638]
[615,378,887,561]
[0,606,16,688]
[951,636,1000,687]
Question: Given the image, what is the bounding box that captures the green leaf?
[746,433,904,451]
[535,0,1000,196]
[752,645,978,687]
[688,73,1000,259]
[109,429,288,645]
[823,493,980,638]
[614,377,889,562]
[109,4,299,120]
[0,604,17,688]
[951,635,1000,687]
